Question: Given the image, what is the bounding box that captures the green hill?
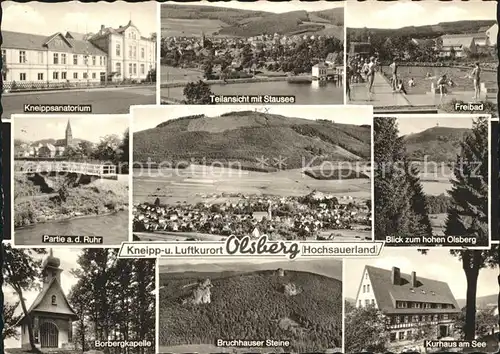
[348,20,496,40]
[133,111,371,169]
[159,269,342,352]
[162,4,344,39]
[457,294,498,310]
[159,259,342,281]
[403,126,471,162]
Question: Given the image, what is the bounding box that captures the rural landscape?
[13,116,130,245]
[160,2,344,104]
[344,247,499,353]
[158,258,343,354]
[374,116,489,246]
[346,1,497,113]
[2,246,155,354]
[132,106,372,242]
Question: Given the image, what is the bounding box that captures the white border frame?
[491,117,499,245]
[343,0,347,105]
[155,258,160,354]
[10,113,132,248]
[372,113,493,250]
[155,1,162,105]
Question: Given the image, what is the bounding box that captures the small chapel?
[16,250,78,350]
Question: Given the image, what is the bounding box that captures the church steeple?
[42,248,63,285]
[65,119,73,147]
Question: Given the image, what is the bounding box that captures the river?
[162,80,344,104]
[14,210,129,246]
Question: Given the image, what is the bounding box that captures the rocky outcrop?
[283,282,301,296]
[183,278,213,305]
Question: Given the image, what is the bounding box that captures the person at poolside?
[408,77,415,87]
[366,56,377,100]
[361,58,370,82]
[436,74,450,100]
[395,79,407,95]
[389,58,398,91]
[470,62,481,101]
[346,63,352,101]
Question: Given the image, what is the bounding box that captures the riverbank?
[161,75,295,88]
[14,178,129,228]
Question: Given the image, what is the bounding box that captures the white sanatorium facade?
[2,21,156,85]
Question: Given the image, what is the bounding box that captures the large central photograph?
[131,105,373,242]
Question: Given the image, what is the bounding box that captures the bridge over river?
[14,161,117,178]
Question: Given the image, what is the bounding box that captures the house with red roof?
[16,250,78,350]
[355,265,461,344]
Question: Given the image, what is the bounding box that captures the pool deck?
[348,72,497,108]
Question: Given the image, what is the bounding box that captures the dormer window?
[431,291,436,295]
[51,295,57,305]
[410,288,415,293]
[421,290,426,294]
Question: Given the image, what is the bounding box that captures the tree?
[3,300,22,340]
[93,134,124,165]
[374,117,429,239]
[410,322,437,353]
[183,80,213,104]
[425,118,495,341]
[78,141,95,159]
[455,305,499,339]
[345,302,389,353]
[2,244,47,352]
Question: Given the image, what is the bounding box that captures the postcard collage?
[0,1,499,354]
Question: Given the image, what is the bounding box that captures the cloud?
[2,3,47,29]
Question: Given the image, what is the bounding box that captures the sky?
[3,248,82,349]
[395,116,475,136]
[344,247,499,300]
[346,0,497,29]
[131,105,373,132]
[13,115,130,143]
[161,1,343,13]
[2,1,157,37]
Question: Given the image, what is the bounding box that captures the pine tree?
[444,117,490,340]
[405,159,433,238]
[374,117,433,240]
[445,117,488,244]
[374,118,413,238]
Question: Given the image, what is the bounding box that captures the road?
[1,85,156,118]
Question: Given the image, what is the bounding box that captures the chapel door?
[40,322,58,348]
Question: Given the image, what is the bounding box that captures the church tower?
[65,119,73,147]
[42,249,63,285]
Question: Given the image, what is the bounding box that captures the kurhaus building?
[2,20,156,85]
[355,266,461,344]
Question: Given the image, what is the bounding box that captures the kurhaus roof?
[2,30,107,56]
[440,35,475,49]
[365,265,461,315]
[16,276,78,325]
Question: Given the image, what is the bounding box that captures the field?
[161,18,229,37]
[133,165,371,204]
[161,65,203,83]
[160,5,344,39]
[381,65,497,95]
[158,262,343,353]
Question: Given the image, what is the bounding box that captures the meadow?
[133,165,371,205]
